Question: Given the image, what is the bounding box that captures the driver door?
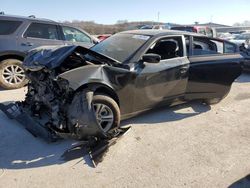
[133,36,190,112]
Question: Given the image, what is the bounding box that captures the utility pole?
[157,11,160,23]
[210,15,213,23]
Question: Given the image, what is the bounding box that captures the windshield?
[90,33,151,62]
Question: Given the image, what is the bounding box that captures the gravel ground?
[0,74,250,188]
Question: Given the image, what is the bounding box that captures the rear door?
[133,36,190,112]
[185,36,242,100]
[17,22,64,53]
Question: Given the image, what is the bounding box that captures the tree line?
[63,20,163,35]
[63,20,250,35]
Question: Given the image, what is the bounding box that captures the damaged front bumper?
[0,90,117,142]
[0,102,58,142]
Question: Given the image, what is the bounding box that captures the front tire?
[0,59,28,89]
[93,94,120,134]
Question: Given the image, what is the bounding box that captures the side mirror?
[142,53,161,64]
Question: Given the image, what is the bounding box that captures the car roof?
[120,29,204,37]
[0,14,56,23]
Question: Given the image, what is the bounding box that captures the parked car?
[230,32,250,48]
[171,26,214,37]
[0,30,242,140]
[217,32,236,40]
[140,25,168,30]
[97,34,112,41]
[0,14,98,89]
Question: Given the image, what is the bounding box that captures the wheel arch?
[75,82,120,106]
[0,51,26,63]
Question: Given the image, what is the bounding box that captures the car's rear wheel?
[92,94,120,134]
[0,59,28,89]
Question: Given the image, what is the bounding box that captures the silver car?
[0,14,98,89]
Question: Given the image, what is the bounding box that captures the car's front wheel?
[0,59,28,89]
[92,94,120,134]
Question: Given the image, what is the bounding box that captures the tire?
[92,94,120,134]
[203,97,222,105]
[0,59,28,89]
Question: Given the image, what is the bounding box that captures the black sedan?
[0,30,243,140]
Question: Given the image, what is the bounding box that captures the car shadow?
[228,174,250,188]
[0,100,211,170]
[0,101,96,169]
[121,101,211,126]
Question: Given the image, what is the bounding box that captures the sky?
[1,0,250,25]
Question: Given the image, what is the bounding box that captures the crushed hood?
[23,45,120,70]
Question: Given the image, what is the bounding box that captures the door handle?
[21,42,34,46]
[180,66,188,74]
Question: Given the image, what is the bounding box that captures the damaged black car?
[0,30,243,141]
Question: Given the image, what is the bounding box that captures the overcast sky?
[1,0,249,25]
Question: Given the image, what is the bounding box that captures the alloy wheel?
[2,65,25,85]
[94,103,114,132]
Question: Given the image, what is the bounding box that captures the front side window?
[62,26,91,43]
[146,36,183,60]
[24,23,59,40]
[0,20,22,35]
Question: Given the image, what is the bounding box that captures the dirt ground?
[1,74,250,188]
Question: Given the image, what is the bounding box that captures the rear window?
[0,20,22,35]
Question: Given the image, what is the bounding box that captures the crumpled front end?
[0,45,120,141]
[0,73,105,141]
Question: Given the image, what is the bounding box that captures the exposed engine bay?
[1,45,126,142]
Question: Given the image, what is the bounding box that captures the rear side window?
[191,37,237,56]
[24,23,59,40]
[0,20,22,35]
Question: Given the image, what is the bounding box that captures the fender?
[0,50,26,58]
[58,64,134,114]
[59,64,121,91]
[0,50,26,61]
